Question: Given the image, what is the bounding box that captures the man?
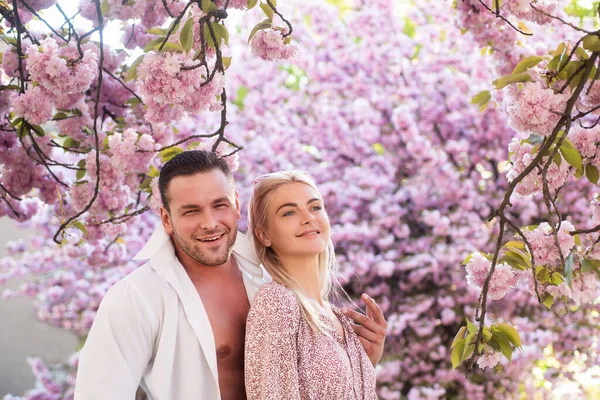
[75,150,387,400]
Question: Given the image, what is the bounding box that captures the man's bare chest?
[194,280,250,367]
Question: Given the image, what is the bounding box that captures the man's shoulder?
[103,263,172,306]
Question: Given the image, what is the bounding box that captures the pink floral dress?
[245,282,378,400]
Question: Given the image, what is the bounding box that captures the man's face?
[160,170,240,267]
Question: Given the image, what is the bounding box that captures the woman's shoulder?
[251,281,300,318]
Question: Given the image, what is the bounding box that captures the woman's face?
[258,182,330,259]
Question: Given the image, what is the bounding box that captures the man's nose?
[198,210,218,229]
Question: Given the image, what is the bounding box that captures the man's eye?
[185,210,197,215]
[215,204,227,209]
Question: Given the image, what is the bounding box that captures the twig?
[17,0,67,42]
[477,0,533,36]
[158,1,195,52]
[0,195,22,218]
[12,0,26,93]
[103,68,143,102]
[266,0,293,37]
[0,182,22,201]
[96,206,149,224]
[162,0,174,18]
[53,0,105,244]
[531,4,593,34]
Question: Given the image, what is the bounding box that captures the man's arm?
[342,293,387,367]
[74,280,155,400]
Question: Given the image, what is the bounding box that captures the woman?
[245,171,378,400]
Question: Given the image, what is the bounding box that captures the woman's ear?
[255,227,271,247]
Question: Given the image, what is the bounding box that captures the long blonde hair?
[248,171,338,334]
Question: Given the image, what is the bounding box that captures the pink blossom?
[250,29,299,61]
[504,0,557,25]
[12,86,53,125]
[477,351,503,369]
[107,128,156,173]
[465,252,520,300]
[524,221,575,265]
[504,82,569,138]
[136,52,225,124]
[27,37,98,96]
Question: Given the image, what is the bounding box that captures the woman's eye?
[283,210,294,217]
[312,205,322,211]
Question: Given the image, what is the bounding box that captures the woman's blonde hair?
[248,170,338,334]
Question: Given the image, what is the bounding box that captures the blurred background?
[0,218,76,396]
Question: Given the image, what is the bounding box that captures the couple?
[74,150,386,399]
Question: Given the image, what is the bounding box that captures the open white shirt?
[74,226,270,400]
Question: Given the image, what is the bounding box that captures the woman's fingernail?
[341,307,348,314]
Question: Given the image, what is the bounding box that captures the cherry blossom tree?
[1,0,600,399]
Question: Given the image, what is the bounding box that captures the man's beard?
[173,228,237,266]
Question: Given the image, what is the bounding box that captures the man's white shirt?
[74,226,271,400]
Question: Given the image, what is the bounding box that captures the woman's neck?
[279,254,323,306]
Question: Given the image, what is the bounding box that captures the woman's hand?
[342,294,387,367]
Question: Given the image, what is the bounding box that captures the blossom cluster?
[136,52,225,123]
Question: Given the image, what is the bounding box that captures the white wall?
[0,218,77,397]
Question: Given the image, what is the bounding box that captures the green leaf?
[160,146,184,163]
[30,124,45,137]
[467,319,477,334]
[583,34,600,52]
[248,19,272,43]
[550,272,564,286]
[76,168,86,181]
[213,23,229,46]
[462,253,475,265]
[232,85,249,110]
[451,326,467,348]
[180,18,194,53]
[586,163,599,185]
[471,90,491,111]
[204,23,215,49]
[73,221,88,238]
[512,56,543,74]
[148,165,160,178]
[493,323,521,349]
[143,38,164,53]
[504,240,525,251]
[127,55,145,80]
[247,0,259,9]
[147,27,167,35]
[491,331,513,361]
[53,112,69,121]
[101,0,110,15]
[553,152,562,166]
[451,338,466,369]
[581,258,600,273]
[63,137,75,148]
[575,46,589,60]
[564,251,574,287]
[260,2,274,20]
[403,17,416,38]
[542,295,554,309]
[482,327,492,342]
[463,332,476,360]
[492,72,532,90]
[201,0,218,13]
[222,56,232,70]
[559,139,583,171]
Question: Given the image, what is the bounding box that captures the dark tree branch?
[53,0,105,244]
[266,0,293,37]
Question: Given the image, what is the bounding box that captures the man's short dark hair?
[159,150,232,211]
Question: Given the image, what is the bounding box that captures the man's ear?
[255,227,271,247]
[160,206,174,235]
